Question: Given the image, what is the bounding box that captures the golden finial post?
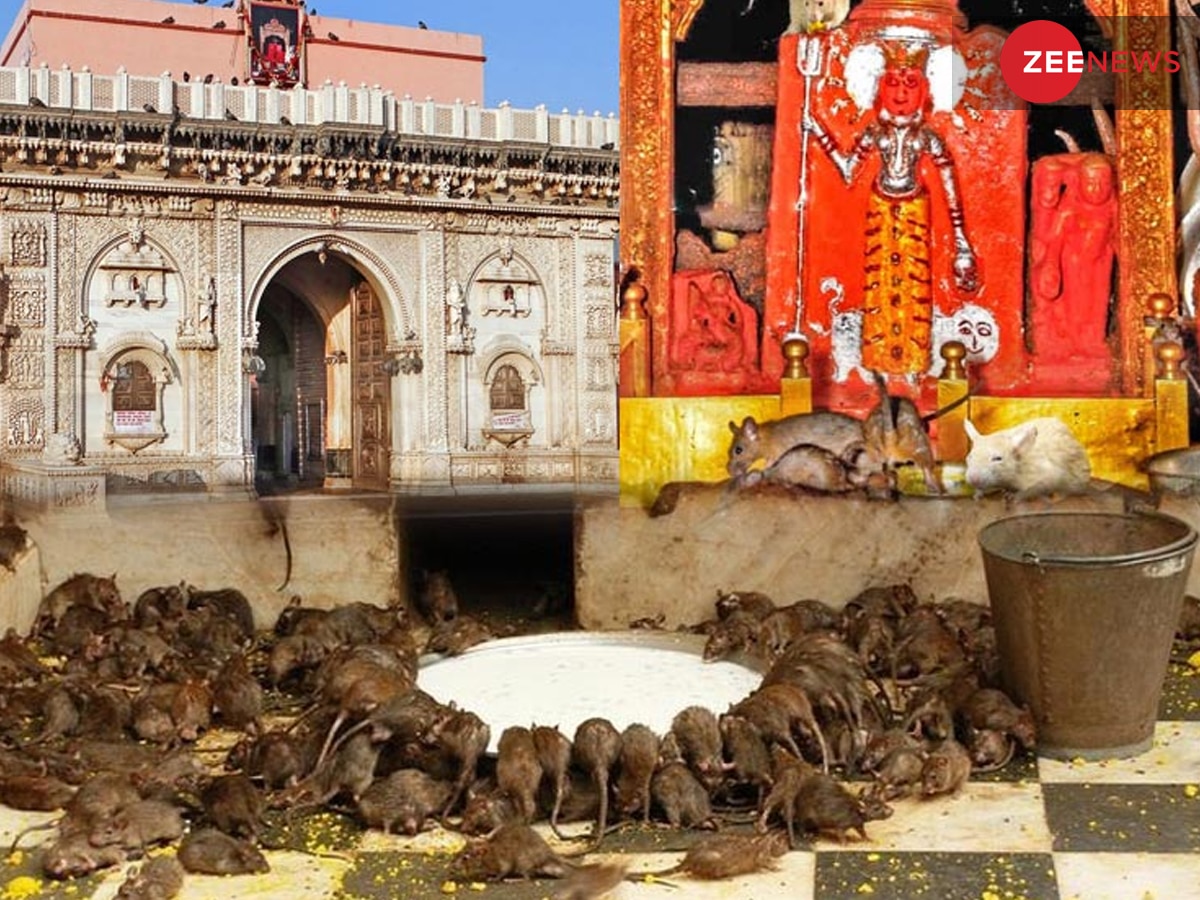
[779,333,812,415]
[619,281,651,397]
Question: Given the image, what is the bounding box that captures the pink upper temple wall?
[0,0,485,104]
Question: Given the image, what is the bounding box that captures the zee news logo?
[1000,19,1180,104]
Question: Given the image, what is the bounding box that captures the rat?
[357,768,453,835]
[650,761,717,829]
[964,417,1091,499]
[718,714,773,806]
[417,569,459,625]
[89,799,186,851]
[132,583,187,629]
[551,862,628,900]
[632,830,789,881]
[715,590,777,621]
[532,724,573,837]
[41,830,127,880]
[178,827,270,875]
[957,687,1037,751]
[33,572,124,637]
[920,737,973,797]
[428,708,491,818]
[0,773,76,811]
[731,683,830,773]
[613,722,660,824]
[726,412,865,481]
[794,772,880,842]
[670,705,726,791]
[201,772,264,839]
[756,747,815,848]
[572,717,622,847]
[703,610,760,662]
[862,372,941,493]
[759,442,871,493]
[450,822,574,881]
[211,652,264,733]
[114,854,185,900]
[496,725,544,824]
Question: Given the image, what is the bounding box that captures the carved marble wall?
[1,185,618,499]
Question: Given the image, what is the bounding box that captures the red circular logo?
[1000,20,1082,104]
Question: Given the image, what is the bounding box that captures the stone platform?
[575,482,1200,630]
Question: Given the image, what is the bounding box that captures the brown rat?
[496,725,544,824]
[449,822,574,881]
[88,799,186,851]
[572,717,622,847]
[41,830,127,880]
[670,705,726,791]
[632,830,789,881]
[920,737,973,797]
[718,713,773,806]
[357,768,453,835]
[650,761,717,829]
[0,773,76,811]
[726,412,865,481]
[714,590,777,622]
[759,442,871,493]
[862,371,941,493]
[795,771,884,842]
[957,687,1036,751]
[34,572,124,637]
[551,862,628,900]
[428,708,491,818]
[178,827,270,875]
[114,854,185,900]
[201,772,264,839]
[756,747,815,848]
[613,722,659,824]
[418,569,459,625]
[532,724,573,837]
[731,683,830,773]
[211,652,264,733]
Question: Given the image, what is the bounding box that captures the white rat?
[963,418,1092,500]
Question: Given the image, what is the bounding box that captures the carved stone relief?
[7,275,46,327]
[6,395,45,453]
[9,221,47,267]
[6,336,45,388]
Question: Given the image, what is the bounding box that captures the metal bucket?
[978,511,1196,761]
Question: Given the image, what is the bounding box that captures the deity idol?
[803,42,978,377]
[1029,152,1117,360]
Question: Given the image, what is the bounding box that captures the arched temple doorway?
[252,250,391,492]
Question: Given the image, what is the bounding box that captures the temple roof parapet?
[0,64,619,151]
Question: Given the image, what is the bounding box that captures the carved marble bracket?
[55,317,98,349]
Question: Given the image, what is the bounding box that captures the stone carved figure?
[675,273,747,373]
[446,278,466,337]
[1028,152,1117,360]
[804,42,978,377]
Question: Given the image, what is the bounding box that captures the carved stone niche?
[480,349,540,449]
[98,234,173,310]
[470,250,540,319]
[99,335,175,454]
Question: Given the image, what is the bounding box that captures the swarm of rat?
[0,569,1184,894]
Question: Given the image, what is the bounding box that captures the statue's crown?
[882,42,931,70]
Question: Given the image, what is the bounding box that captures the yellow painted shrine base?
[619,388,1188,507]
[620,396,782,508]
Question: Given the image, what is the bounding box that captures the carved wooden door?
[352,281,390,490]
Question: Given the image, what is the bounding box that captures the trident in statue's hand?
[793,33,825,333]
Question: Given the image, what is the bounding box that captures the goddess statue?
[802,42,977,377]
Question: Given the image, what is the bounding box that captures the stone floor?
[0,651,1197,900]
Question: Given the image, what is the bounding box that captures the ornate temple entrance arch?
[248,239,407,491]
